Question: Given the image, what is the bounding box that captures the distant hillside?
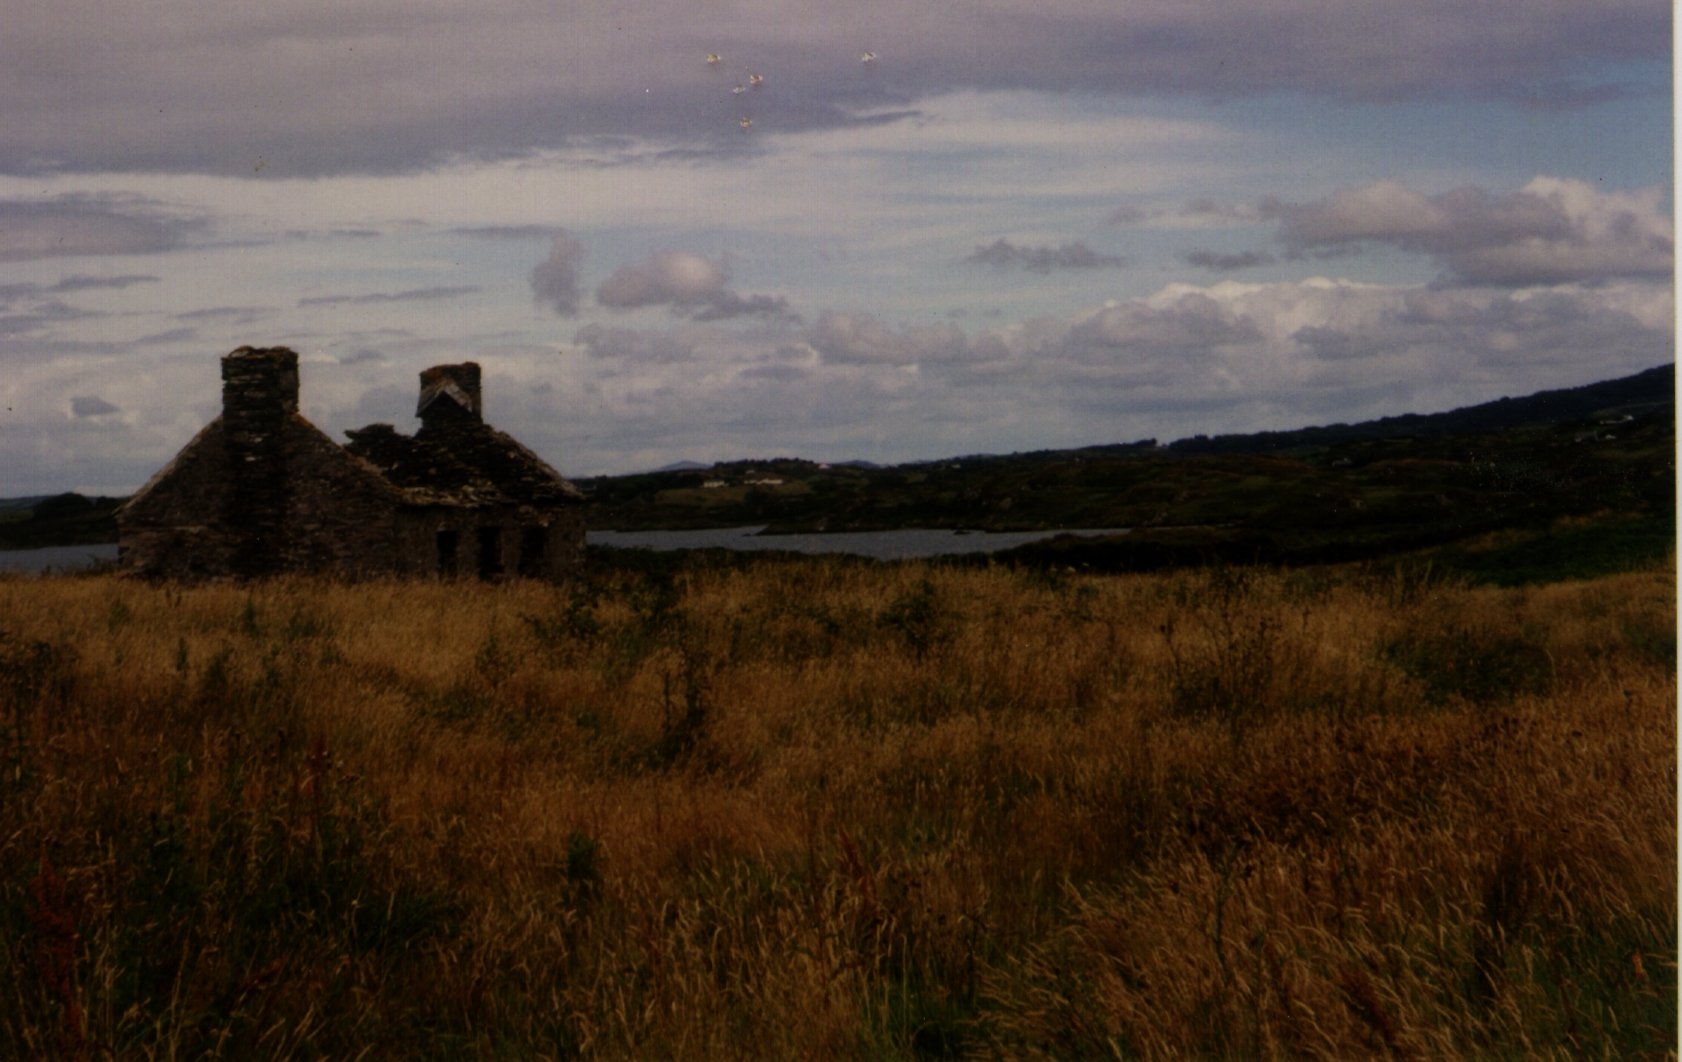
[1165,364,1672,456]
[648,460,712,472]
[0,493,125,550]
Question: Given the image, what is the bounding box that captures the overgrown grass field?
[0,554,1674,1059]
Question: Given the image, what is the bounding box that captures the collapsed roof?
[343,361,584,509]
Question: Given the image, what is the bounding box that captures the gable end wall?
[119,415,411,580]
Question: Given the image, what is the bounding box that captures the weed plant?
[0,554,1672,1059]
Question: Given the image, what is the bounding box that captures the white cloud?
[807,311,969,366]
[597,251,728,308]
[596,250,793,321]
[530,230,587,316]
[1274,177,1674,284]
[965,239,1127,272]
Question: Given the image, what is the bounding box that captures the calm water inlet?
[0,527,1129,574]
[588,526,1128,560]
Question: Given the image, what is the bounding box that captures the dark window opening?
[436,529,460,576]
[519,525,547,577]
[476,526,504,580]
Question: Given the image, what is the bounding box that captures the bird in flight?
[861,51,876,63]
[707,53,722,65]
[732,83,746,94]
[740,117,752,130]
[748,73,764,87]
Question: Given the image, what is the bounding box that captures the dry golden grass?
[0,554,1673,1059]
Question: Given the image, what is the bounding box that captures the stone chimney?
[220,346,298,577]
[417,362,482,425]
[222,346,300,419]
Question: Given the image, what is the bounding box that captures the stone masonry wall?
[271,418,407,578]
[394,503,586,581]
[221,348,299,579]
[117,420,242,579]
[120,415,409,580]
[538,506,588,578]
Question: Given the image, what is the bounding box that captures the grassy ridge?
[986,511,1677,587]
[0,555,1674,1058]
[582,409,1674,545]
[1162,362,1673,456]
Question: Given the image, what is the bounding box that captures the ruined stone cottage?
[117,346,586,581]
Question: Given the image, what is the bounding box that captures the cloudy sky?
[1,0,1672,494]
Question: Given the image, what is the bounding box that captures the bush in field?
[1382,624,1554,705]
